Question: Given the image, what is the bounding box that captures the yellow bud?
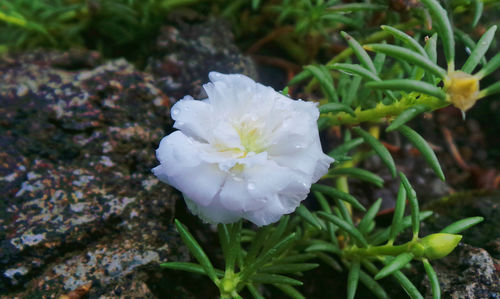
[445,71,480,112]
[419,233,462,260]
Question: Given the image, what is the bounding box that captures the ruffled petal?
[153,131,226,206]
[171,96,213,142]
[185,196,242,224]
[219,175,268,212]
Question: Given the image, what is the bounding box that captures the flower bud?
[418,233,462,260]
[445,71,480,112]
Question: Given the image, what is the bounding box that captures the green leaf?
[318,116,329,130]
[479,81,500,98]
[374,49,387,74]
[359,270,390,299]
[174,219,219,283]
[251,273,303,286]
[386,104,431,132]
[314,191,333,213]
[440,216,484,234]
[462,25,497,73]
[344,76,362,106]
[375,253,414,280]
[318,212,368,246]
[398,125,445,180]
[321,14,359,28]
[315,252,342,272]
[398,173,420,239]
[358,198,383,234]
[263,216,290,253]
[371,211,433,245]
[391,270,424,299]
[296,205,323,229]
[328,137,364,158]
[288,69,311,85]
[363,44,447,78]
[389,183,407,243]
[365,80,446,100]
[226,221,242,271]
[305,65,338,102]
[245,226,271,266]
[329,167,384,187]
[319,102,356,116]
[341,31,377,74]
[276,253,317,264]
[471,0,483,27]
[477,51,500,79]
[331,63,380,81]
[347,260,361,299]
[218,224,230,260]
[328,3,387,12]
[381,25,427,57]
[241,233,297,282]
[353,127,397,178]
[281,86,289,96]
[261,263,319,274]
[314,192,339,246]
[247,284,265,299]
[425,33,438,64]
[311,184,366,211]
[160,262,224,277]
[423,259,441,299]
[251,0,260,10]
[306,241,342,255]
[454,29,488,68]
[273,284,306,299]
[421,0,455,69]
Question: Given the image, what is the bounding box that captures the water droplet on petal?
[247,182,256,190]
[177,121,185,126]
[295,144,306,149]
[302,182,309,189]
[172,108,180,115]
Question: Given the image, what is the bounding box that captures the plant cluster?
[0,0,199,61]
[158,0,499,298]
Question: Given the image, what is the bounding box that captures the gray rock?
[0,50,180,297]
[146,18,258,100]
[422,243,500,299]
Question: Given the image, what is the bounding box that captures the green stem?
[344,242,411,259]
[219,221,243,298]
[322,93,448,126]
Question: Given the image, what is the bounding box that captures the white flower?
[153,72,334,226]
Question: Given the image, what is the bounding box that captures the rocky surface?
[0,17,257,298]
[417,191,500,298]
[422,243,500,299]
[146,18,258,100]
[0,50,179,297]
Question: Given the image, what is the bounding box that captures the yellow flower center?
[235,122,265,155]
[445,71,480,111]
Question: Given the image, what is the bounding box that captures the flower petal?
[219,175,268,212]
[153,131,226,206]
[185,196,241,224]
[171,96,213,143]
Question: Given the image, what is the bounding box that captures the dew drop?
[171,108,180,115]
[295,144,306,149]
[247,182,256,190]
